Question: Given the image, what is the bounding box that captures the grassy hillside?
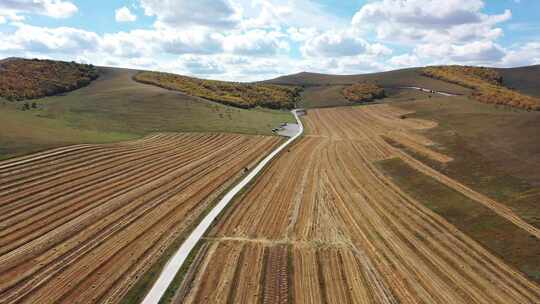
[393,95,540,186]
[0,67,294,160]
[342,82,385,103]
[267,68,469,108]
[134,71,300,109]
[267,68,469,91]
[299,85,349,108]
[0,58,98,101]
[424,66,503,86]
[392,94,540,225]
[266,64,540,109]
[382,94,540,281]
[497,65,540,98]
[423,66,540,110]
[378,157,540,282]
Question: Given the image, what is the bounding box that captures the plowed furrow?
[0,133,189,195]
[0,144,96,172]
[231,242,265,304]
[0,133,165,174]
[362,157,540,301]
[396,148,540,239]
[291,246,323,304]
[0,133,212,213]
[0,135,232,253]
[88,138,279,304]
[184,104,540,304]
[21,141,261,304]
[0,135,222,236]
[0,133,280,304]
[0,135,255,296]
[0,133,166,178]
[183,242,244,304]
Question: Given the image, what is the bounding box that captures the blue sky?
[1,0,539,81]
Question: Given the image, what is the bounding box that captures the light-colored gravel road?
[141,110,304,304]
[401,86,458,96]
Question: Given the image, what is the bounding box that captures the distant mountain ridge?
[265,65,540,108]
[496,65,540,98]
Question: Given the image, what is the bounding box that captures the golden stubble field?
[177,104,540,304]
[0,133,281,303]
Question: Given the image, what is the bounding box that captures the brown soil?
[178,104,540,303]
[0,133,280,304]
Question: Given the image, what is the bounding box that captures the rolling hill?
[496,65,540,98]
[2,59,539,161]
[2,58,540,303]
[0,63,294,160]
[0,58,98,101]
[134,71,300,109]
[267,65,540,109]
[265,68,471,108]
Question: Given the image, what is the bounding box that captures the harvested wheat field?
[0,133,281,304]
[177,104,540,304]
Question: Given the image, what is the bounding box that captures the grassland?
[383,93,540,279]
[266,68,470,108]
[378,158,540,282]
[423,65,540,110]
[0,67,294,159]
[0,105,135,160]
[267,68,468,91]
[0,58,98,101]
[389,95,540,231]
[0,133,281,304]
[175,104,540,303]
[134,71,300,109]
[497,65,540,98]
[298,84,349,108]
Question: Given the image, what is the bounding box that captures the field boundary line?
[141,110,304,304]
[395,148,540,239]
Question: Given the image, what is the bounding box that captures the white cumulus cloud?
[139,0,241,29]
[501,42,540,67]
[0,0,78,19]
[1,0,537,81]
[223,30,289,56]
[301,29,392,59]
[351,0,512,66]
[389,54,420,67]
[0,23,99,54]
[115,6,137,23]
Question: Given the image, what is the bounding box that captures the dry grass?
[0,67,295,160]
[177,105,540,303]
[0,133,281,304]
[342,82,385,103]
[423,65,540,110]
[134,71,300,109]
[0,58,98,101]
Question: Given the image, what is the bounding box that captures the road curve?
[400,86,458,96]
[141,110,304,304]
